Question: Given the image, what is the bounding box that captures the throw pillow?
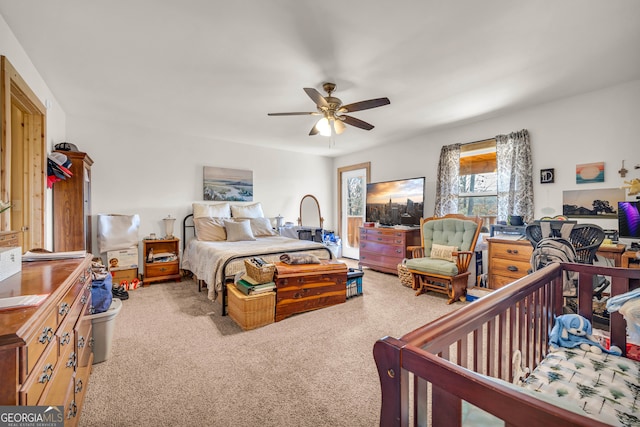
[430,243,457,262]
[231,202,264,218]
[247,217,276,237]
[192,202,231,219]
[193,217,227,241]
[224,219,256,242]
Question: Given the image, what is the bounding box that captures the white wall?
[0,14,66,249]
[334,80,640,243]
[66,116,335,255]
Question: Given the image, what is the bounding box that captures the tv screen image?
[366,177,425,226]
[618,201,640,239]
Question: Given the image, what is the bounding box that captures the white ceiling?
[1,0,639,157]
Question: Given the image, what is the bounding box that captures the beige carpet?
[81,261,462,427]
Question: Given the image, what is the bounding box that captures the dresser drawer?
[360,230,407,245]
[489,241,532,261]
[146,262,180,277]
[20,336,59,405]
[0,231,19,247]
[360,241,406,257]
[24,310,58,379]
[490,257,531,279]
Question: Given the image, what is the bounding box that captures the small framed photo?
[540,168,554,184]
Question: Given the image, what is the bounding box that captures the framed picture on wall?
[540,168,554,184]
[576,162,605,184]
[203,166,253,201]
[562,188,624,218]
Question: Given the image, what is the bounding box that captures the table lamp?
[163,215,176,239]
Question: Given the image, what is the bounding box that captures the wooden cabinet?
[274,260,347,322]
[0,255,93,426]
[142,239,181,284]
[359,227,421,274]
[53,151,93,252]
[0,230,19,248]
[622,250,640,269]
[487,237,533,289]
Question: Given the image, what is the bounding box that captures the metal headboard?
[182,213,195,252]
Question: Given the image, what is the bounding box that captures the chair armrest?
[407,246,424,259]
[453,250,474,272]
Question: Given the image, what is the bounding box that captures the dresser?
[487,237,533,289]
[53,151,93,252]
[0,255,93,426]
[359,227,421,274]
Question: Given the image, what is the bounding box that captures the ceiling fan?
[268,82,390,136]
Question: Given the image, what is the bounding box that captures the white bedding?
[181,236,330,301]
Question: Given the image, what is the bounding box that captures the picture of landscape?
[203,166,253,201]
[562,188,624,219]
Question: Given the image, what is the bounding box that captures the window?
[458,139,497,217]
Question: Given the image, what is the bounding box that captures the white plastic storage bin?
[90,298,123,364]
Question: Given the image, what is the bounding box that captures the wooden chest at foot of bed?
[274,260,348,322]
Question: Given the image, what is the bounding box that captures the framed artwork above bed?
[203,166,253,201]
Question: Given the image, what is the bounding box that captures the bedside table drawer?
[146,262,179,277]
[491,258,531,279]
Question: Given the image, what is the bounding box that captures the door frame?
[1,56,47,249]
[337,162,370,254]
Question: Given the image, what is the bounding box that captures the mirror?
[298,194,324,229]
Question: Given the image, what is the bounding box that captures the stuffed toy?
[622,178,640,196]
[549,314,622,355]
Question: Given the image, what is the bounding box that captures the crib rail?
[374,262,640,426]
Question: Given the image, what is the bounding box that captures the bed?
[373,262,640,426]
[180,203,332,315]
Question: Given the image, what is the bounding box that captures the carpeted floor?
[81,261,463,426]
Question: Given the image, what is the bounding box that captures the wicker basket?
[244,259,275,283]
[227,284,275,330]
[397,259,413,288]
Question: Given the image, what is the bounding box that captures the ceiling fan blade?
[268,112,320,116]
[334,119,346,134]
[303,88,329,108]
[341,115,375,131]
[339,97,390,113]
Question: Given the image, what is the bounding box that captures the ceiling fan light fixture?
[315,117,332,137]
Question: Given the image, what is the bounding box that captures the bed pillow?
[193,217,227,241]
[192,202,231,219]
[231,202,264,218]
[224,220,256,242]
[247,217,277,237]
[430,243,457,262]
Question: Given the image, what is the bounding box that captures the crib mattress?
[521,348,640,426]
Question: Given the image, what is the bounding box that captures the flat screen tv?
[366,177,425,226]
[618,201,640,239]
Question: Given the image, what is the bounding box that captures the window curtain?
[434,143,461,216]
[495,129,534,223]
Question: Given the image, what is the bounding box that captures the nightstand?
[142,238,181,284]
[487,237,533,289]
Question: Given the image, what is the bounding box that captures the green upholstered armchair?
[405,214,482,304]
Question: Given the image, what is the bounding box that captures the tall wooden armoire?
[53,151,93,252]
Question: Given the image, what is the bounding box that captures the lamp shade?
[163,215,176,239]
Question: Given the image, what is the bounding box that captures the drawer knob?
[81,294,88,305]
[67,401,78,419]
[75,379,83,393]
[506,249,519,254]
[89,337,95,349]
[507,265,519,272]
[59,302,70,316]
[66,351,77,368]
[78,336,86,349]
[39,364,54,383]
[38,326,54,344]
[61,332,71,346]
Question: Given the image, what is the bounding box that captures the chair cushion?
[405,257,459,276]
[422,218,478,254]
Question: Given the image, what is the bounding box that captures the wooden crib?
[374,262,640,426]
